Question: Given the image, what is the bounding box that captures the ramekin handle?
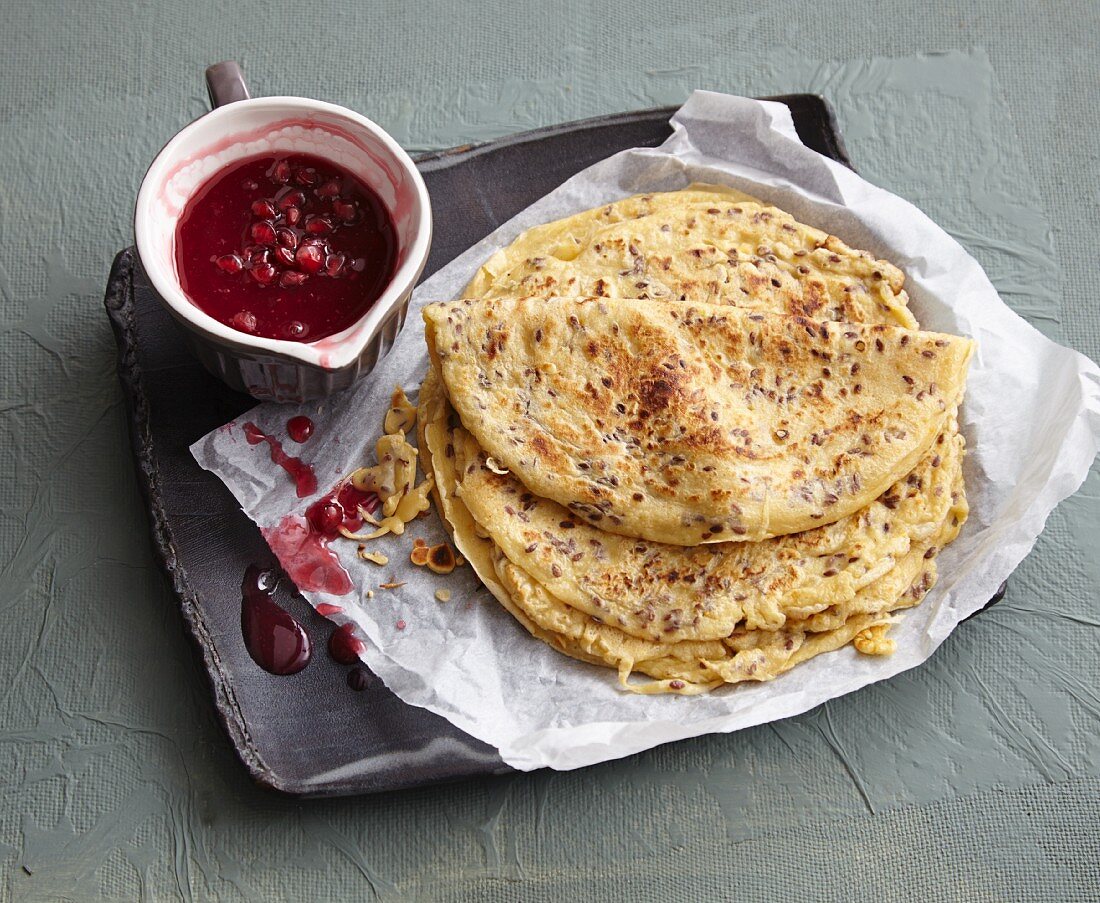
[205,61,251,108]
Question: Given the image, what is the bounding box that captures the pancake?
[450,404,964,640]
[416,187,973,694]
[491,463,966,694]
[417,366,615,671]
[464,185,919,329]
[420,364,967,694]
[424,295,973,545]
[490,528,949,693]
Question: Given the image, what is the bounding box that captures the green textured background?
[2,1,1099,899]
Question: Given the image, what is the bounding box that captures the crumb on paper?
[379,581,407,590]
[456,555,466,567]
[353,475,434,540]
[358,548,389,565]
[395,619,407,630]
[384,386,417,435]
[341,519,401,541]
[350,433,419,519]
[396,476,434,521]
[435,588,452,603]
[427,542,457,574]
[410,545,430,566]
[366,590,374,599]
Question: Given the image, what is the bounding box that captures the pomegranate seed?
[284,206,302,226]
[310,502,342,533]
[276,228,298,249]
[305,216,333,235]
[250,263,277,284]
[272,160,292,183]
[251,199,278,218]
[278,190,306,211]
[249,247,271,265]
[251,221,277,244]
[295,168,317,186]
[215,254,243,275]
[295,243,325,274]
[317,180,340,198]
[324,253,346,277]
[333,200,357,222]
[350,257,366,272]
[284,320,307,339]
[229,310,258,333]
[280,271,309,288]
[274,246,296,267]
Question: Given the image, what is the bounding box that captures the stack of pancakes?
[417,186,974,694]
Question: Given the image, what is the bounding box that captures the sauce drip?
[243,422,317,497]
[262,481,380,596]
[240,565,312,675]
[347,666,375,691]
[287,415,314,443]
[328,623,364,665]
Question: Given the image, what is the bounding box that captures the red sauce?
[262,481,380,596]
[243,422,317,497]
[328,623,365,665]
[240,566,312,675]
[175,153,398,342]
[305,480,378,536]
[347,666,375,691]
[286,415,314,443]
[263,517,352,596]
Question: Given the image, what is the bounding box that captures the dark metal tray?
[106,96,999,797]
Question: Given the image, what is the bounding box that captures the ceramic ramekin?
[135,63,432,402]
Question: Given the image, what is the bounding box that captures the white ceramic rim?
[134,96,432,371]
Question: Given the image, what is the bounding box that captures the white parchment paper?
[192,92,1100,771]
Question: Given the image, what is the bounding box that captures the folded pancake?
[449,397,964,640]
[464,185,919,329]
[417,367,612,670]
[490,523,956,693]
[424,295,974,545]
[419,364,968,694]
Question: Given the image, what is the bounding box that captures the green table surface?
[2,1,1098,899]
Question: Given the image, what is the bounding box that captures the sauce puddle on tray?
[328,622,365,665]
[240,565,312,675]
[240,565,376,688]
